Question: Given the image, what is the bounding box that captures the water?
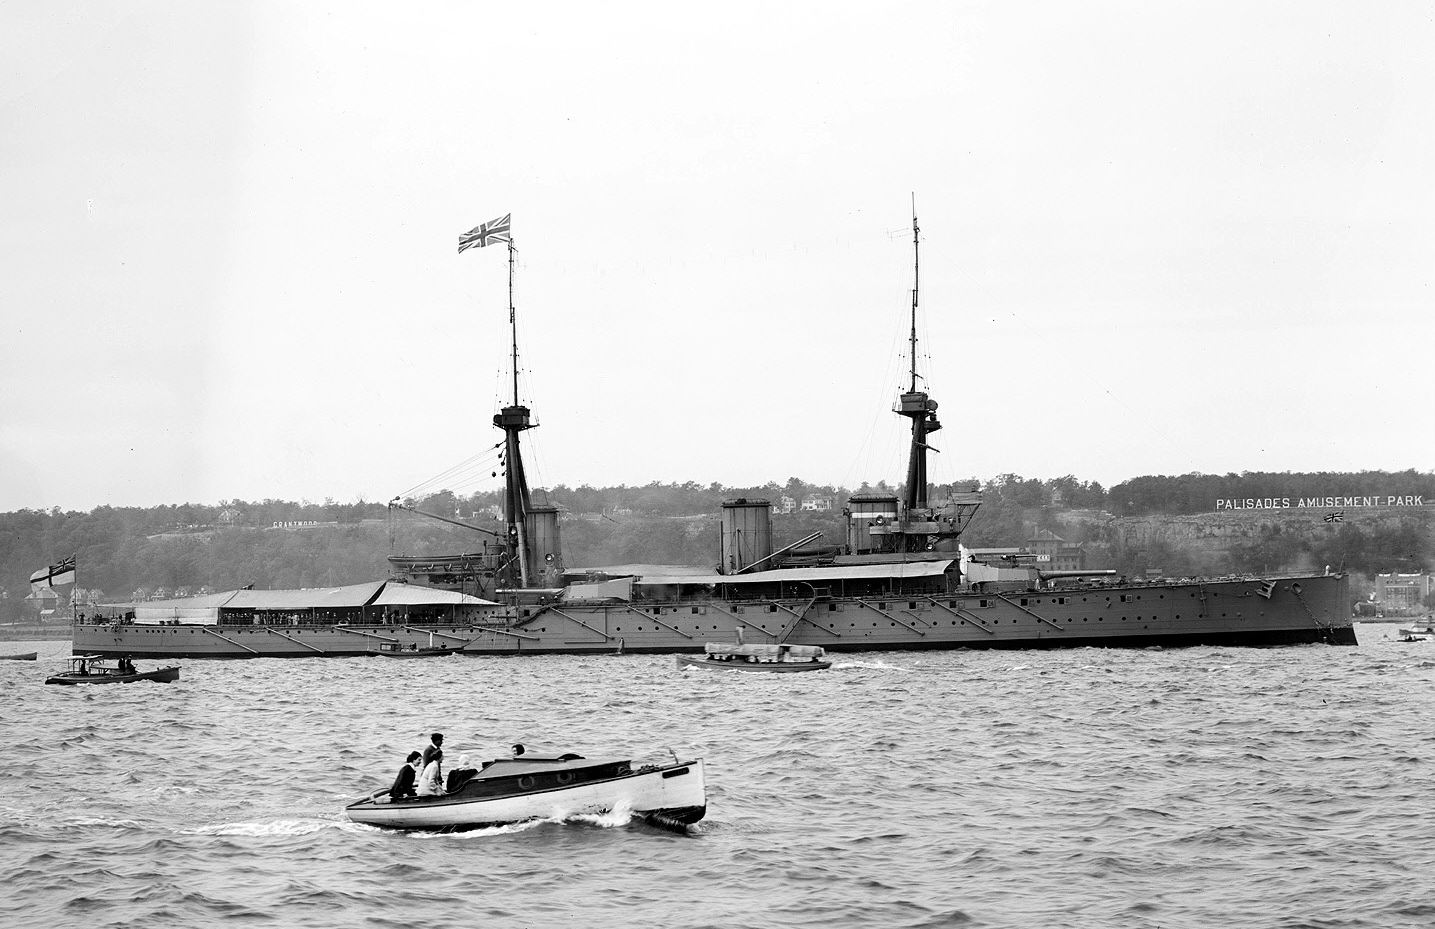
[1,625,1432,929]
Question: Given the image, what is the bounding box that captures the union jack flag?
[1323,511,1344,522]
[458,214,512,253]
[30,555,76,592]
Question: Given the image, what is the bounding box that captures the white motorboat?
[345,749,706,831]
[1396,618,1434,642]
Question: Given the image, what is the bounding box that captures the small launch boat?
[45,655,180,685]
[374,641,458,658]
[1,652,37,661]
[345,748,706,831]
[677,641,831,673]
[1396,618,1434,643]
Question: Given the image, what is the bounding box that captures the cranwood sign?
[1215,495,1426,511]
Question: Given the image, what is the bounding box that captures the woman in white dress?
[416,749,445,797]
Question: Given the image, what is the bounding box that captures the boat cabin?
[65,654,137,676]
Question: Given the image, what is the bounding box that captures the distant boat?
[45,655,179,685]
[375,641,458,658]
[677,639,831,673]
[0,652,37,661]
[1396,618,1434,643]
[345,747,706,832]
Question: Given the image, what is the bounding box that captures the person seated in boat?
[76,659,89,675]
[389,751,423,801]
[446,754,479,792]
[416,749,445,797]
[119,656,136,674]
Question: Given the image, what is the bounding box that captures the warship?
[72,213,1354,658]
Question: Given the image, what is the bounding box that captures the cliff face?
[1106,509,1431,549]
[1041,507,1433,589]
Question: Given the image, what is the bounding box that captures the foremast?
[456,213,564,591]
[493,233,536,588]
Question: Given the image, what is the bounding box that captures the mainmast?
[849,204,981,558]
[896,201,941,514]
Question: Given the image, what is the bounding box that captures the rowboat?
[0,652,37,661]
[45,655,180,685]
[676,641,831,673]
[345,748,706,832]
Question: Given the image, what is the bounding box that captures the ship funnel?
[719,499,772,575]
[525,505,563,586]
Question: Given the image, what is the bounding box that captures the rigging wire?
[395,444,505,501]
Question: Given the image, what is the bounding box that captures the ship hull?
[72,573,1353,658]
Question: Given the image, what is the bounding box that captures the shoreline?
[0,625,72,641]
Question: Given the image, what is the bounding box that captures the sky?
[2,1,1432,513]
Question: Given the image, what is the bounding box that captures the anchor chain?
[1291,584,1335,643]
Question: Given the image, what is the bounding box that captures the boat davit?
[345,749,706,831]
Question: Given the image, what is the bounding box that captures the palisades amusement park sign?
[1215,495,1425,511]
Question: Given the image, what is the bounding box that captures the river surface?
[1,624,1432,929]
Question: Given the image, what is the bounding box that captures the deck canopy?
[108,581,496,624]
[632,559,955,588]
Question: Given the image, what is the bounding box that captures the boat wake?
[402,808,641,840]
[830,660,912,672]
[185,819,349,838]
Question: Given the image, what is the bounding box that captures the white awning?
[372,584,496,606]
[634,560,954,587]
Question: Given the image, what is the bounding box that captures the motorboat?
[45,655,180,685]
[676,641,831,673]
[0,652,37,661]
[1396,618,1434,643]
[345,747,706,831]
[374,641,458,658]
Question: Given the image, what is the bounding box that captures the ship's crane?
[388,498,501,538]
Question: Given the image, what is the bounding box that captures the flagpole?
[509,238,518,407]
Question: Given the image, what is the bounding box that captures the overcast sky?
[2,1,1431,513]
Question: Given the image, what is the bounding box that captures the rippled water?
[2,624,1433,929]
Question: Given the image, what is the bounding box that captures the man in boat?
[422,733,444,767]
[389,751,422,801]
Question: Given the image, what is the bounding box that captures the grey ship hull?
[71,572,1353,658]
